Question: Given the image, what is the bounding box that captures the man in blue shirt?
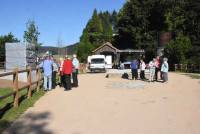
[40,55,53,91]
[131,59,138,80]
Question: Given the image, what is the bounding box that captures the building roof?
[93,42,145,54]
[119,49,145,53]
[92,42,120,53]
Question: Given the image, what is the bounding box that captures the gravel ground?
[3,72,200,134]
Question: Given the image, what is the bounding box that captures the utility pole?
[57,33,63,56]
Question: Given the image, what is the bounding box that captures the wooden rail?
[174,64,200,73]
[0,66,42,107]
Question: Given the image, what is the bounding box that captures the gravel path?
[3,73,200,134]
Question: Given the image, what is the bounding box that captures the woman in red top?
[62,56,73,90]
[155,56,161,81]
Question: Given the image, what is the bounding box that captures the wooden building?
[92,42,144,68]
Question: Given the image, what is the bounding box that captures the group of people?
[39,53,169,91]
[39,54,80,91]
[130,56,169,83]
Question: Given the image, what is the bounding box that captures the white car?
[120,61,131,69]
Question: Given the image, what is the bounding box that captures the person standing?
[52,57,59,89]
[140,59,146,80]
[39,55,53,91]
[148,59,156,82]
[59,57,64,87]
[155,56,161,81]
[62,56,73,90]
[72,54,79,87]
[131,59,138,80]
[161,58,169,83]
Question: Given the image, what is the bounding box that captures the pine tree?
[77,9,116,62]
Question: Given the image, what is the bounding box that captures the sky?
[0,0,125,46]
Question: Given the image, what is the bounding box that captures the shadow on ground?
[0,93,31,119]
[2,112,53,134]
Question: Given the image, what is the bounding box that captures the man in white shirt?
[72,54,80,87]
[140,59,146,80]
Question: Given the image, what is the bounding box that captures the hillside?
[38,43,78,56]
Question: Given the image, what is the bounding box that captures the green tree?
[162,0,200,66]
[113,0,199,63]
[114,0,155,50]
[164,34,192,66]
[110,10,118,34]
[164,0,186,33]
[182,0,200,42]
[183,0,200,65]
[77,32,95,62]
[86,9,103,46]
[99,11,113,42]
[23,20,41,51]
[77,9,116,62]
[0,33,19,62]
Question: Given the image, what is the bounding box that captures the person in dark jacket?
[155,56,161,81]
[51,56,59,89]
[62,56,73,90]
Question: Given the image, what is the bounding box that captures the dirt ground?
[0,79,27,89]
[3,72,200,134]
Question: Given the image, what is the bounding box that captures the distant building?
[92,42,144,67]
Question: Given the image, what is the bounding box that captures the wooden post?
[13,68,19,107]
[36,67,41,92]
[27,67,32,98]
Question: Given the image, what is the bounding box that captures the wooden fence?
[0,62,5,70]
[174,64,200,73]
[0,67,42,108]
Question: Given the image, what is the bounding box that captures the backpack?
[122,73,129,79]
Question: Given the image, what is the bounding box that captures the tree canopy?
[77,9,117,62]
[113,0,200,64]
[0,33,19,62]
[23,20,41,52]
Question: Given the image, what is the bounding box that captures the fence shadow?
[0,90,30,119]
[0,103,13,119]
[1,112,53,134]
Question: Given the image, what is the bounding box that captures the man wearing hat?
[161,57,169,83]
[72,54,79,87]
[62,55,73,90]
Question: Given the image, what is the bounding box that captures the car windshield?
[91,58,104,64]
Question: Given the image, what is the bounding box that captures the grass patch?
[182,73,200,79]
[0,88,45,132]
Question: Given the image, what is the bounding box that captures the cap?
[73,54,77,58]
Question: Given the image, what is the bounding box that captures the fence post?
[27,66,32,98]
[36,67,41,92]
[13,68,19,107]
